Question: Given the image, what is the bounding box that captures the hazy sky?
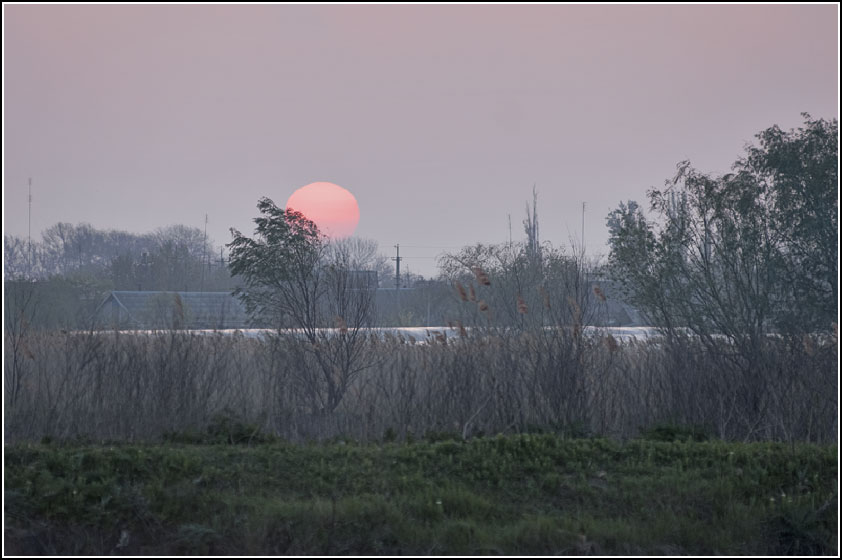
[4,4,838,277]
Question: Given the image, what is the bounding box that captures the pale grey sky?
[3,4,838,277]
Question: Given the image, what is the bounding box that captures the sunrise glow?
[286,182,360,238]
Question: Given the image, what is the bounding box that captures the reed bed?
[5,326,836,444]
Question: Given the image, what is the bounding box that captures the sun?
[285,182,360,238]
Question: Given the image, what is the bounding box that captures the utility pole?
[200,213,208,292]
[28,178,32,280]
[392,244,402,318]
[219,247,227,289]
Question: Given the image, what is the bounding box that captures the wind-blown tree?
[227,197,376,416]
[228,198,326,331]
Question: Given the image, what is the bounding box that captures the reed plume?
[538,285,551,309]
[517,294,528,315]
[472,267,491,286]
[455,282,468,302]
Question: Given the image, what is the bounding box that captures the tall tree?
[606,114,838,340]
[739,113,838,331]
[523,184,541,265]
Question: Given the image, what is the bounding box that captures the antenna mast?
[28,178,32,279]
[392,243,402,290]
[581,201,586,250]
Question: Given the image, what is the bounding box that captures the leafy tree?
[739,114,838,331]
[606,114,838,342]
[227,197,325,331]
[227,197,376,414]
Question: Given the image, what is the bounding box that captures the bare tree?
[4,283,38,413]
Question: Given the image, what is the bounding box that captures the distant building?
[95,291,249,330]
[345,270,379,291]
[586,276,646,327]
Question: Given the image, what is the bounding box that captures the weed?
[639,423,714,443]
[4,435,837,555]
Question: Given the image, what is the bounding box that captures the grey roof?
[335,269,378,290]
[589,280,646,327]
[96,291,249,329]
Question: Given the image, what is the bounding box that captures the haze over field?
[3,4,838,276]
[4,8,838,554]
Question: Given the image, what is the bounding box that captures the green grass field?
[4,434,838,555]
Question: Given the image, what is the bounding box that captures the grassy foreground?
[4,434,838,555]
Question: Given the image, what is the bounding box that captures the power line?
[397,245,462,249]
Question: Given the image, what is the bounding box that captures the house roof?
[97,291,249,329]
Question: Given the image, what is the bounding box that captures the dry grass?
[4,327,836,445]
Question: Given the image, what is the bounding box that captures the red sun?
[286,182,360,238]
